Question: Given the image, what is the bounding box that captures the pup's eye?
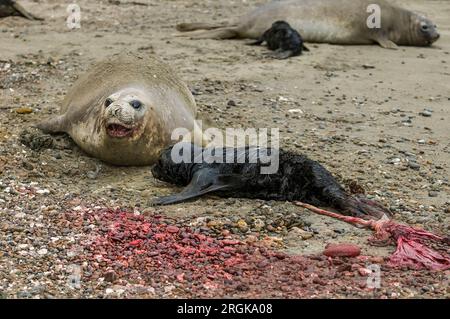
[130,100,142,109]
[105,98,113,107]
[421,24,429,31]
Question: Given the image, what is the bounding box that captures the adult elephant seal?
[177,0,440,49]
[35,52,201,166]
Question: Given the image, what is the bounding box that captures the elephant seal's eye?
[105,98,113,107]
[130,100,142,109]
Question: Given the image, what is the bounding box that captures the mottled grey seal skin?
[0,0,42,20]
[151,143,391,219]
[177,0,440,49]
[36,52,200,166]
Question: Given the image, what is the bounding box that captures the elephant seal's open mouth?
[106,124,134,138]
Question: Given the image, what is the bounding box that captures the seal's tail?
[175,22,239,39]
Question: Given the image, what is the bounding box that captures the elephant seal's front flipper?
[153,169,241,205]
[373,33,399,50]
[35,114,67,134]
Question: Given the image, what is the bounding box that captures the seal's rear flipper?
[176,22,228,32]
[153,169,241,205]
[343,196,392,220]
[271,49,296,60]
[34,115,66,134]
[9,1,44,20]
[303,160,391,219]
[176,27,239,40]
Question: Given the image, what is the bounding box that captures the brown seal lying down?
[177,0,440,49]
[35,53,204,166]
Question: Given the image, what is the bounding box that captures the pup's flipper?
[247,39,264,46]
[152,169,241,205]
[271,49,296,60]
[304,160,391,220]
[343,196,392,220]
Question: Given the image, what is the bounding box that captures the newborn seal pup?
[250,20,309,59]
[0,0,42,20]
[151,143,391,219]
[177,0,440,49]
[35,52,202,166]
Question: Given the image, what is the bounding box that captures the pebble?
[222,239,240,245]
[287,227,314,240]
[227,100,236,107]
[408,162,420,170]
[362,64,375,69]
[164,285,176,294]
[253,219,265,231]
[86,166,101,179]
[288,109,304,115]
[428,191,439,198]
[323,244,361,258]
[389,158,401,164]
[15,107,33,114]
[358,268,372,276]
[166,226,179,233]
[37,248,48,256]
[333,228,346,234]
[105,288,114,295]
[36,189,50,195]
[104,271,118,283]
[236,219,248,232]
[221,229,230,236]
[419,110,432,117]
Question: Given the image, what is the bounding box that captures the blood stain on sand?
[64,208,448,298]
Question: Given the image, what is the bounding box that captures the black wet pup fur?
[250,20,309,59]
[151,143,391,219]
